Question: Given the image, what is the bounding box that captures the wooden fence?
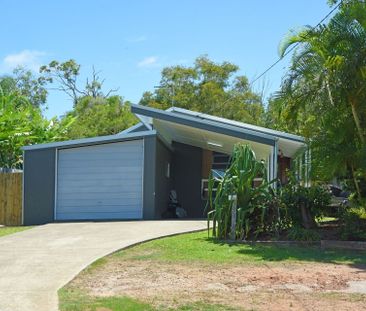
[0,172,22,226]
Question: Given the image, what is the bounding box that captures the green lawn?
[59,289,236,311]
[59,230,366,311]
[113,230,366,265]
[0,226,32,237]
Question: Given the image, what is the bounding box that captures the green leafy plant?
[287,227,321,242]
[338,206,366,241]
[280,174,331,229]
[0,90,74,169]
[207,143,276,240]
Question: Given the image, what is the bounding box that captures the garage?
[22,105,305,225]
[55,140,144,221]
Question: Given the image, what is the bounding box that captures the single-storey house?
[22,104,306,225]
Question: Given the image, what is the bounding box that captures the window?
[201,151,231,199]
[212,152,230,170]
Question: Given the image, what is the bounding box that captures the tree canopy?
[269,0,366,197]
[0,67,48,107]
[63,95,137,139]
[140,56,265,125]
[0,91,74,168]
[40,59,118,106]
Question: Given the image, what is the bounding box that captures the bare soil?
[69,258,366,311]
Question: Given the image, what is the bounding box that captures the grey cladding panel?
[155,138,173,218]
[23,148,56,225]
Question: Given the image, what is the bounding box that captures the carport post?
[270,140,278,188]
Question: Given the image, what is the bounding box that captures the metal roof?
[22,130,156,151]
[131,104,277,146]
[22,104,305,152]
[167,107,305,143]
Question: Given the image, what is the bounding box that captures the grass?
[59,288,238,311]
[0,226,32,237]
[59,289,155,311]
[113,230,366,266]
[317,216,338,223]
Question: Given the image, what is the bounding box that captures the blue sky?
[1,1,332,118]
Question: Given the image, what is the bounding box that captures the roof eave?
[131,104,276,146]
[168,106,305,143]
[22,130,156,151]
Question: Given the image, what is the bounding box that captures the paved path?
[0,220,206,311]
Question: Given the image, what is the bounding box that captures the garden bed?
[231,240,366,251]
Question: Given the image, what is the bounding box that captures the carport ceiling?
[154,119,272,160]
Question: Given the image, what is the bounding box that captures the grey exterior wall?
[154,138,173,218]
[142,135,157,219]
[171,142,205,218]
[22,134,206,223]
[23,148,56,225]
[23,135,158,224]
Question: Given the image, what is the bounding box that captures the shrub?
[287,227,321,242]
[339,207,366,241]
[206,143,276,240]
[280,175,331,229]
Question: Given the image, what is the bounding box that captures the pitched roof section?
[22,130,156,151]
[167,106,305,143]
[131,104,305,146]
[131,104,276,146]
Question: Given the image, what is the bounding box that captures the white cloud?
[2,50,46,72]
[137,56,159,68]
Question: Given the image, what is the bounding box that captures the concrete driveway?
[0,220,206,311]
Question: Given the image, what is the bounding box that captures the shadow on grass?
[205,237,366,268]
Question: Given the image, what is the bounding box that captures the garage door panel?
[59,158,142,169]
[57,211,141,220]
[57,167,142,177]
[57,190,141,199]
[59,149,141,157]
[58,198,141,208]
[58,184,142,193]
[58,155,142,165]
[57,180,143,191]
[57,204,142,213]
[56,140,143,220]
[57,173,142,184]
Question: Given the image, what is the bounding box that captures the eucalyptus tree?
[63,95,137,139]
[40,60,118,106]
[0,67,48,107]
[140,56,265,125]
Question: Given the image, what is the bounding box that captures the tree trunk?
[350,97,365,145]
[326,78,335,107]
[300,202,317,229]
[351,164,361,199]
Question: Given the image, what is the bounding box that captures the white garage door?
[56,140,143,220]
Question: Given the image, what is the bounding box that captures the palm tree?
[279,12,366,144]
[277,8,366,197]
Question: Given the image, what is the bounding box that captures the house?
[22,105,306,225]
